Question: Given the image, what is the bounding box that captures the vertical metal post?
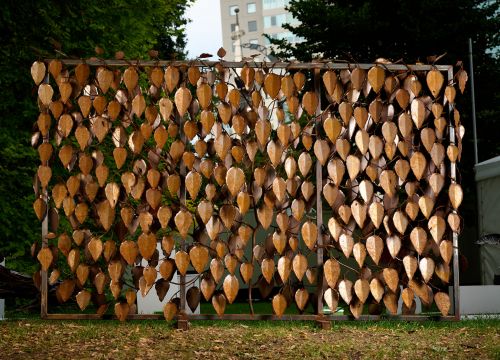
[40,72,50,319]
[314,68,324,317]
[178,91,187,316]
[447,66,461,320]
[468,38,479,165]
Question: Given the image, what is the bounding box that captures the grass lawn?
[0,318,499,359]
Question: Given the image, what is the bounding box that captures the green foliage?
[0,0,191,271]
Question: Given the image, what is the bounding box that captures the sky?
[185,0,223,59]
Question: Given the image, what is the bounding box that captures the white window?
[264,14,287,28]
[249,39,259,44]
[248,20,257,32]
[262,0,289,10]
[229,5,238,15]
[247,2,256,13]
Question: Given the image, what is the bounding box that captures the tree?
[270,0,500,283]
[0,0,191,271]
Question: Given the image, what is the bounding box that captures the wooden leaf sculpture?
[272,294,287,317]
[223,274,239,304]
[324,258,340,288]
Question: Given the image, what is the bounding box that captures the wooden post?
[40,72,50,319]
[447,66,461,320]
[177,81,187,329]
[313,68,327,327]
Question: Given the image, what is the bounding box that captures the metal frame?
[39,60,460,324]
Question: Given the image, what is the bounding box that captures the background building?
[220,0,302,60]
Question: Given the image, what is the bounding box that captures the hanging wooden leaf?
[434,292,451,316]
[220,204,237,229]
[386,235,401,259]
[158,98,173,123]
[200,275,216,301]
[440,240,453,265]
[97,200,115,231]
[119,240,138,266]
[411,98,426,129]
[165,66,180,93]
[163,301,178,321]
[403,255,418,280]
[327,217,342,241]
[323,116,342,143]
[294,288,309,311]
[419,257,435,283]
[272,231,287,254]
[87,237,103,262]
[175,250,190,276]
[174,87,192,117]
[31,61,46,85]
[367,66,385,93]
[366,279,384,306]
[97,68,113,93]
[185,170,202,200]
[214,133,231,160]
[174,210,192,239]
[449,183,463,209]
[76,290,91,311]
[429,215,446,243]
[323,183,339,207]
[271,293,287,317]
[264,73,281,99]
[324,258,340,288]
[324,288,339,311]
[277,256,292,282]
[354,278,370,303]
[298,152,313,177]
[321,70,336,96]
[226,167,245,197]
[382,268,399,292]
[435,262,450,283]
[313,139,330,166]
[123,66,139,92]
[137,233,156,260]
[410,152,426,180]
[379,170,397,196]
[257,205,273,230]
[211,293,226,317]
[236,262,253,284]
[338,204,351,225]
[383,292,398,315]
[301,221,317,251]
[368,135,383,160]
[339,233,354,257]
[426,69,444,98]
[345,155,360,181]
[261,258,275,284]
[339,102,353,125]
[338,279,353,305]
[392,211,408,235]
[302,91,318,115]
[223,274,239,304]
[410,227,427,255]
[457,69,468,94]
[197,200,212,225]
[351,68,366,90]
[37,248,53,271]
[353,242,366,268]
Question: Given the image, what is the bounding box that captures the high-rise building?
[219,0,301,61]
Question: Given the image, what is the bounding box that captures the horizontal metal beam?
[44,313,457,321]
[43,58,452,71]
